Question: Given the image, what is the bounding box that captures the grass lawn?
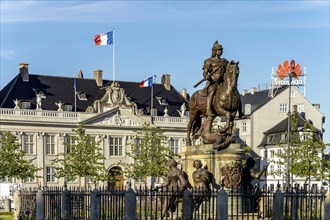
[0,216,14,220]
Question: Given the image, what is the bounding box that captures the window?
[276,149,282,156]
[279,104,288,113]
[270,165,274,174]
[1,177,11,183]
[242,122,247,133]
[64,136,74,154]
[290,91,295,98]
[267,135,273,143]
[297,104,304,112]
[270,150,275,158]
[281,134,287,141]
[270,184,275,192]
[46,166,57,182]
[21,102,31,109]
[25,176,35,183]
[46,135,56,155]
[64,105,73,112]
[169,138,179,154]
[23,134,34,154]
[109,137,123,156]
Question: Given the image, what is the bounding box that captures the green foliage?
[52,123,112,186]
[119,123,178,182]
[271,114,330,182]
[0,131,41,181]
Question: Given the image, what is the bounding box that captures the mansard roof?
[240,86,287,115]
[258,112,322,147]
[0,73,188,117]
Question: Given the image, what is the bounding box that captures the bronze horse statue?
[186,61,242,150]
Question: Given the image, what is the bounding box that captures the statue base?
[180,143,244,214]
[180,143,243,188]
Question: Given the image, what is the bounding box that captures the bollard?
[61,187,71,219]
[182,189,193,220]
[36,189,45,220]
[90,188,101,220]
[325,189,330,220]
[216,188,228,220]
[4,198,11,212]
[272,189,284,220]
[124,187,136,220]
[13,191,21,220]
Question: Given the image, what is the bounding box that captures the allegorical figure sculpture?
[192,160,220,210]
[158,159,191,218]
[187,41,243,150]
[242,157,269,213]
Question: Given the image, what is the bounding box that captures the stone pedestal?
[180,143,244,215]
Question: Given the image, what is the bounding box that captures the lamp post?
[276,60,302,188]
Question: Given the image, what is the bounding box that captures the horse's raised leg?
[186,113,196,146]
[219,112,232,134]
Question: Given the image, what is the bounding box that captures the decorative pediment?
[82,108,148,127]
[86,81,138,114]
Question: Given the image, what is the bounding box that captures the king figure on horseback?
[201,41,229,117]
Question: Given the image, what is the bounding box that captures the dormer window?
[156,96,168,105]
[76,91,87,100]
[21,101,31,109]
[64,105,73,112]
[267,135,273,143]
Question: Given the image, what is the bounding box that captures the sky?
[0,0,329,143]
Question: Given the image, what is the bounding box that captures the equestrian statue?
[186,41,243,150]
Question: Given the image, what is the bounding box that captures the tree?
[271,114,330,184]
[52,123,111,187]
[119,123,178,183]
[0,131,40,181]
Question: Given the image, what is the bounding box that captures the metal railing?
[16,185,329,220]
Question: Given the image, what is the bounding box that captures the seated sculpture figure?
[157,159,191,217]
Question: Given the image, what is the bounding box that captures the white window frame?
[46,135,56,155]
[279,104,288,113]
[297,104,304,112]
[46,166,57,182]
[242,122,247,134]
[64,105,73,112]
[23,134,34,154]
[21,101,31,109]
[169,138,179,154]
[109,137,123,156]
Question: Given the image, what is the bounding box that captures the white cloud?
[0,49,15,60]
[0,1,328,28]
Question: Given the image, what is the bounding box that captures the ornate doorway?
[108,166,124,189]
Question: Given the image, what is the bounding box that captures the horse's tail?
[192,116,202,137]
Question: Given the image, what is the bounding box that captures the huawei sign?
[276,60,303,80]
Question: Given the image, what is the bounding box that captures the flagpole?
[113,28,115,83]
[74,69,77,112]
[151,76,154,124]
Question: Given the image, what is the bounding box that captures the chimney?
[19,62,29,82]
[78,69,84,79]
[181,88,187,99]
[312,104,320,111]
[242,89,248,96]
[161,74,171,90]
[93,70,103,86]
[251,87,257,95]
[293,104,298,113]
[244,104,251,115]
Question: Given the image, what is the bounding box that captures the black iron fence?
[16,185,329,220]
